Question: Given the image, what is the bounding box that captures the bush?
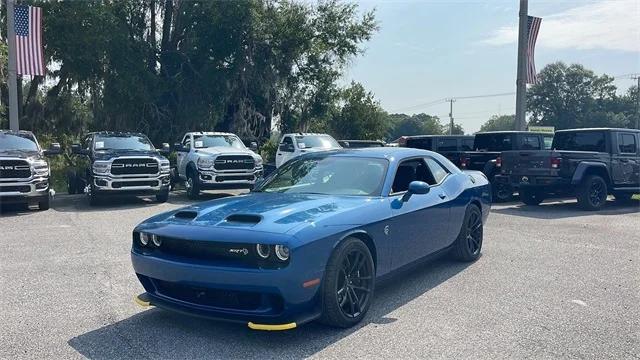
[259,137,279,164]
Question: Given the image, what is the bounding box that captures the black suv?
[496,128,640,210]
[460,131,554,201]
[399,135,474,167]
[68,132,171,205]
[0,130,61,210]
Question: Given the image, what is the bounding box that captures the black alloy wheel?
[451,204,483,262]
[577,175,607,211]
[320,237,375,328]
[493,183,513,202]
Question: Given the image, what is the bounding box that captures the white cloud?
[481,0,640,52]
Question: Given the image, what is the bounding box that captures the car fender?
[571,162,609,185]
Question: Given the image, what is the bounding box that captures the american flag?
[526,16,542,84]
[14,5,45,76]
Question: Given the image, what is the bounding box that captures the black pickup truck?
[460,131,554,201]
[496,128,640,210]
[68,132,171,205]
[399,135,474,167]
[0,130,61,210]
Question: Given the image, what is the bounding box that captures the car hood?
[93,149,167,161]
[194,147,259,158]
[143,192,376,235]
[0,150,43,161]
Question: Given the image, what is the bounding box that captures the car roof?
[283,133,332,136]
[307,147,437,159]
[0,129,35,136]
[89,131,148,137]
[475,131,550,135]
[186,131,237,136]
[555,128,640,133]
[403,135,473,139]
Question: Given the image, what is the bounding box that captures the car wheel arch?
[572,163,611,186]
[335,230,378,271]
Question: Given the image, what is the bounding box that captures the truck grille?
[0,185,31,193]
[214,155,255,170]
[110,158,158,175]
[0,160,31,179]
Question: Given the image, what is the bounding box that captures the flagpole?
[6,0,19,131]
[514,0,528,131]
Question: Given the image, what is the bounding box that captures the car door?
[612,132,640,186]
[177,135,191,178]
[388,157,452,268]
[276,136,294,168]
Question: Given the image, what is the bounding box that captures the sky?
[342,0,640,133]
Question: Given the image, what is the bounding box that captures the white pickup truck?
[174,132,263,198]
[275,133,342,167]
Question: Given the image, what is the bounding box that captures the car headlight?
[275,245,290,261]
[159,160,170,174]
[138,232,160,247]
[32,160,49,176]
[197,157,215,169]
[139,232,150,246]
[255,156,263,167]
[92,161,111,174]
[256,244,270,259]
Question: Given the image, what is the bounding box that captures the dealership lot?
[1,193,638,359]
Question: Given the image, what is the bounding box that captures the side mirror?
[71,144,89,156]
[250,141,258,151]
[401,181,430,202]
[44,142,62,156]
[160,143,171,155]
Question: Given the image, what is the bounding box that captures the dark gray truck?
[496,128,640,210]
[460,131,554,201]
[399,135,474,168]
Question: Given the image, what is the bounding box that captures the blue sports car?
[131,148,491,330]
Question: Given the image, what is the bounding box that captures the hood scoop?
[173,210,198,220]
[225,214,262,225]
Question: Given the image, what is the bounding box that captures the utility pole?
[633,75,640,129]
[447,99,456,135]
[514,0,528,131]
[6,0,19,131]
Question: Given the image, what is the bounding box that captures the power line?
[391,91,515,113]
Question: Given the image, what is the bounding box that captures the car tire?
[451,204,483,262]
[492,183,513,203]
[38,195,50,211]
[519,188,544,206]
[186,170,200,199]
[156,189,169,203]
[88,184,101,206]
[319,237,375,328]
[576,175,607,211]
[67,171,77,195]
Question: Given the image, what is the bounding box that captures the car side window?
[425,158,449,184]
[282,136,293,145]
[543,135,553,149]
[618,133,637,154]
[461,139,474,151]
[83,136,92,150]
[182,136,191,150]
[437,138,457,151]
[392,159,439,193]
[521,135,541,150]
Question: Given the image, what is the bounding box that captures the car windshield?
[474,134,513,151]
[295,135,340,149]
[193,135,245,149]
[0,133,39,151]
[94,135,154,151]
[257,156,388,196]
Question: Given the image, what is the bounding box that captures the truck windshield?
[474,134,513,151]
[193,135,245,149]
[552,131,606,152]
[295,135,340,149]
[94,135,154,151]
[257,155,388,196]
[0,133,39,151]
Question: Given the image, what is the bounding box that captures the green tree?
[329,82,387,140]
[444,122,465,135]
[387,113,444,140]
[480,114,515,132]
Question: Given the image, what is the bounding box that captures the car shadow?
[67,256,473,359]
[493,197,640,219]
[0,202,43,217]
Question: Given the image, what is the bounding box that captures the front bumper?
[93,173,170,194]
[197,167,263,189]
[131,249,323,326]
[0,176,50,202]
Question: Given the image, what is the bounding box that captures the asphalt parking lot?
[1,192,639,359]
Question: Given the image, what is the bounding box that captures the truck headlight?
[255,156,263,167]
[92,161,110,175]
[159,160,170,174]
[32,160,49,176]
[198,157,215,169]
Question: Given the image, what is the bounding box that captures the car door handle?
[438,193,447,199]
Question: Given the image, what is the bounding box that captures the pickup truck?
[338,139,386,148]
[398,135,474,167]
[460,131,554,202]
[276,133,341,168]
[0,130,61,210]
[496,128,640,210]
[68,132,171,205]
[174,132,263,199]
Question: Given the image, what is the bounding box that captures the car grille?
[110,158,158,175]
[154,237,255,263]
[151,279,268,311]
[0,185,30,193]
[215,175,255,182]
[112,180,159,188]
[0,160,31,179]
[214,155,255,170]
